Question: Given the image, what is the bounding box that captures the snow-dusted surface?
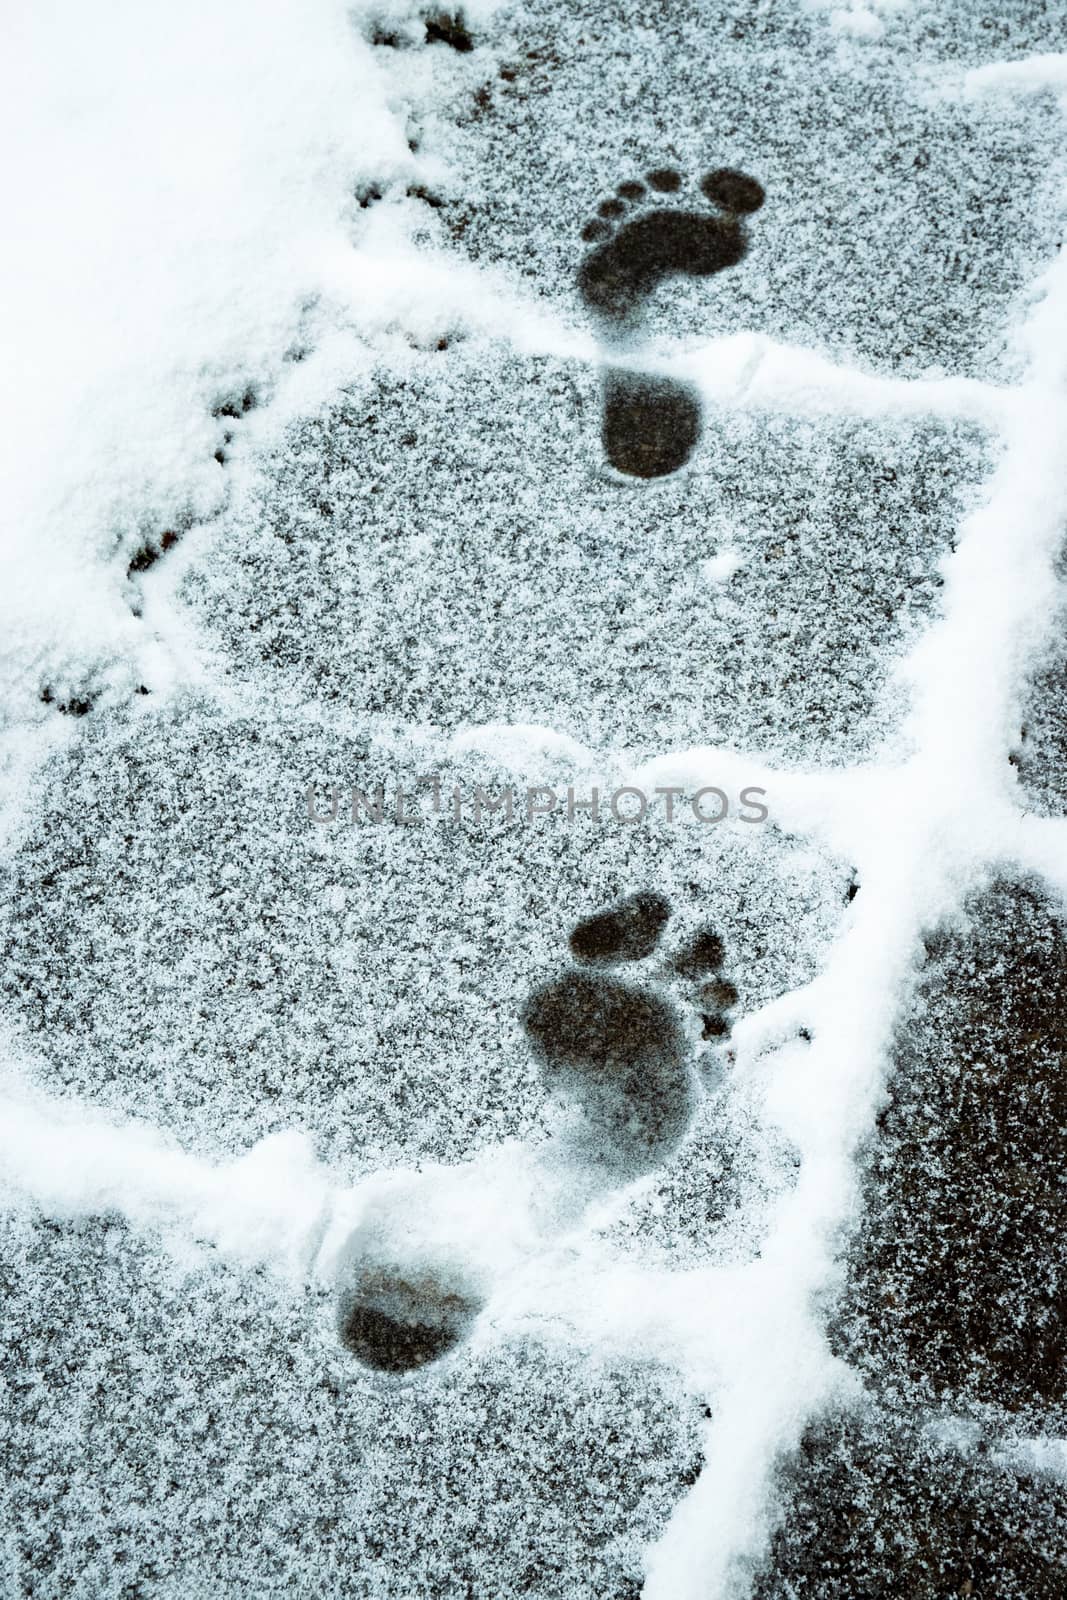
[3,1,1067,1596]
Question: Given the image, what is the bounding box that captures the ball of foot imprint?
[521,970,695,1169]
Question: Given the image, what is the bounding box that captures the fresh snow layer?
[2,4,1067,1599]
[1,0,417,716]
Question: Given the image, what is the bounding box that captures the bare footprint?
[521,890,740,1176]
[338,1266,482,1373]
[522,969,695,1175]
[577,165,765,478]
[326,893,743,1375]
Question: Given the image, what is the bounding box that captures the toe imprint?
[646,167,683,193]
[700,168,765,214]
[577,163,764,322]
[672,923,741,1041]
[672,926,726,977]
[569,889,671,964]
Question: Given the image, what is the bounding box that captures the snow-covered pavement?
[2,3,1067,1596]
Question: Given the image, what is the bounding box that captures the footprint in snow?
[577,165,765,479]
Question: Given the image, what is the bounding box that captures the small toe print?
[702,977,739,1010]
[674,934,741,1043]
[582,219,611,243]
[672,927,726,977]
[701,1013,730,1041]
[617,180,646,200]
[700,168,765,214]
[646,167,682,192]
[598,197,627,219]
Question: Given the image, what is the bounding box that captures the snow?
[632,66,1067,1589]
[3,3,1067,1597]
[0,0,422,718]
[702,548,744,585]
[0,1076,329,1280]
